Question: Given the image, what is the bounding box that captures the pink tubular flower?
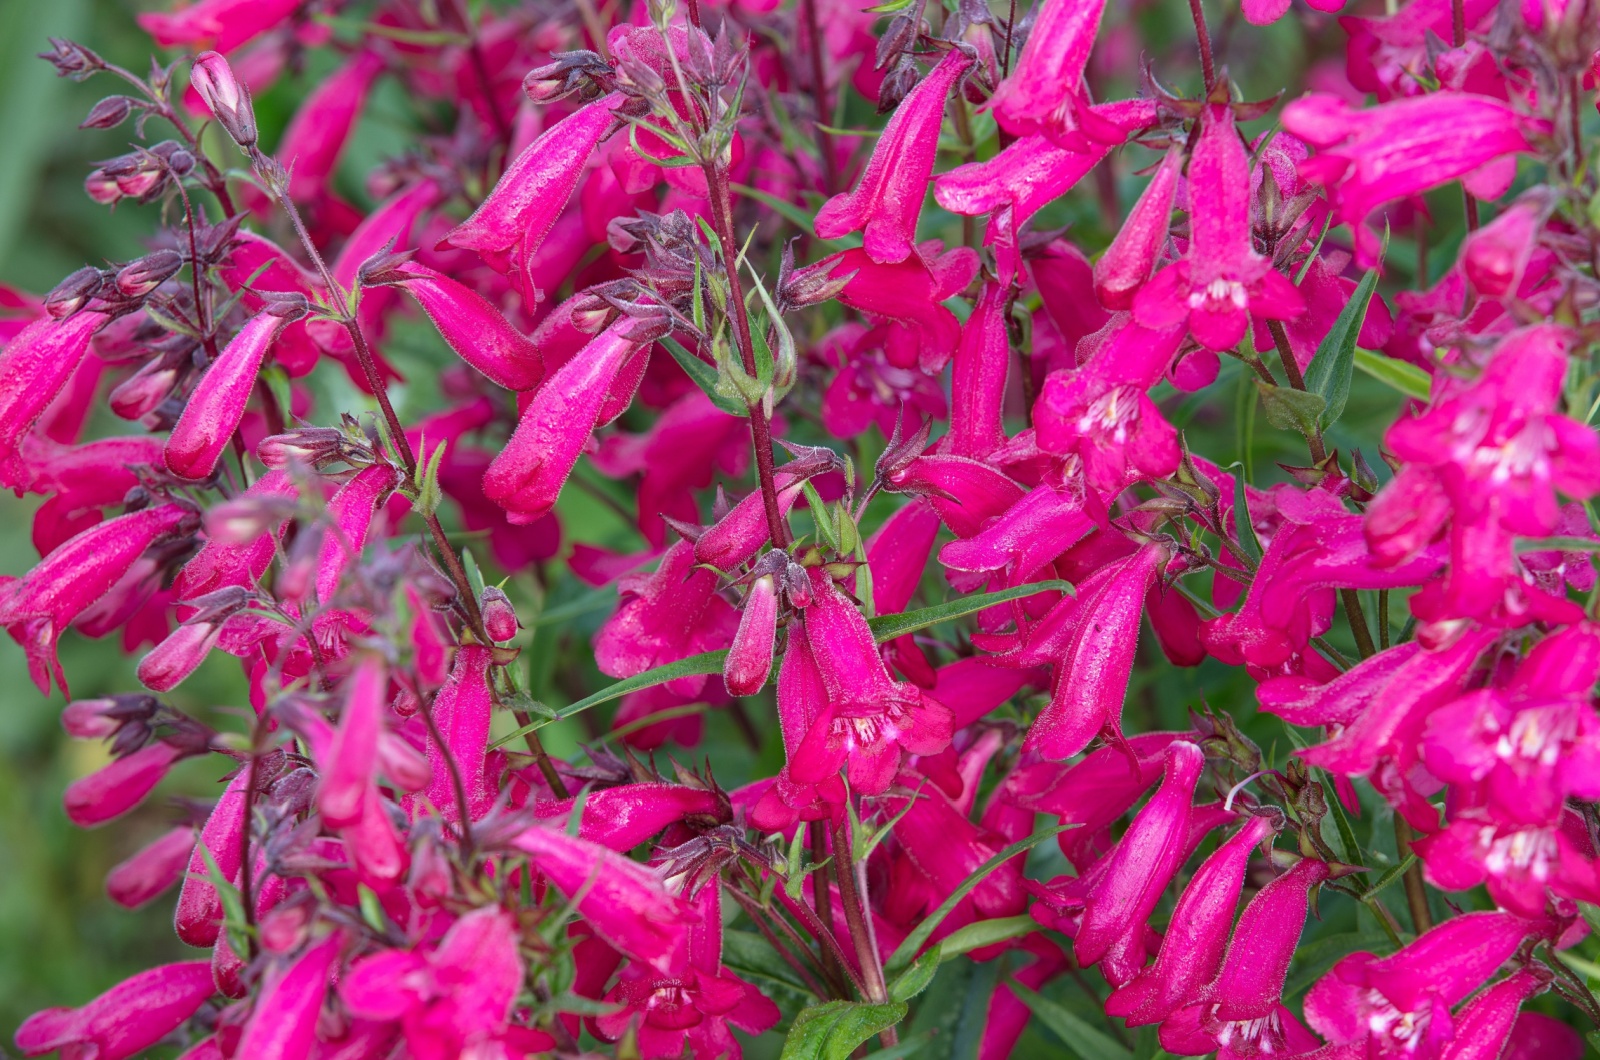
[1022,541,1166,761]
[814,49,973,263]
[65,741,188,829]
[319,654,389,828]
[176,768,248,947]
[235,933,343,1059]
[1284,92,1544,263]
[441,94,624,274]
[511,823,699,974]
[1095,145,1182,310]
[724,574,778,697]
[948,282,1011,460]
[1367,325,1600,619]
[987,0,1107,145]
[310,462,400,606]
[596,540,738,695]
[1034,316,1187,497]
[790,567,953,795]
[1305,912,1543,1057]
[138,0,300,52]
[534,782,728,851]
[1106,812,1281,1026]
[1459,196,1547,298]
[482,318,652,524]
[748,621,848,831]
[0,310,108,467]
[383,262,544,391]
[277,50,385,203]
[341,906,534,1059]
[165,308,302,481]
[0,503,197,696]
[1071,741,1204,982]
[14,961,215,1060]
[593,885,780,1059]
[106,826,195,909]
[1132,105,1306,350]
[1440,967,1555,1060]
[423,645,496,822]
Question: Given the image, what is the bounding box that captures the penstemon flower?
[7,0,1600,1056]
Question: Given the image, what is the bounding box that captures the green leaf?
[1514,536,1600,554]
[1354,347,1432,401]
[885,825,1073,976]
[1364,854,1417,900]
[1007,981,1132,1060]
[780,1001,908,1060]
[721,929,814,994]
[1255,379,1327,438]
[461,548,487,602]
[728,183,823,238]
[804,480,840,551]
[1555,950,1600,984]
[662,336,746,416]
[865,581,1073,643]
[889,945,941,1002]
[413,436,448,518]
[194,841,253,959]
[934,916,1038,959]
[1304,265,1379,428]
[1221,462,1260,564]
[487,651,728,748]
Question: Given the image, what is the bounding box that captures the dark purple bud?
[522,50,613,103]
[81,95,135,130]
[259,290,311,321]
[45,267,106,320]
[38,37,103,81]
[190,51,257,148]
[115,250,185,299]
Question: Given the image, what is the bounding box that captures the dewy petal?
[1095,146,1182,311]
[391,262,544,391]
[15,961,215,1060]
[318,654,388,828]
[0,311,107,465]
[724,575,779,697]
[511,824,698,974]
[425,644,495,821]
[1024,543,1164,760]
[441,94,624,268]
[989,0,1108,141]
[235,933,343,1060]
[1106,813,1281,1025]
[948,282,1011,460]
[165,311,290,481]
[1202,856,1330,1023]
[277,51,384,201]
[814,50,973,263]
[1442,967,1552,1060]
[483,321,646,523]
[1075,741,1204,969]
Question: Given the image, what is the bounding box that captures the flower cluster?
[6,0,1600,1056]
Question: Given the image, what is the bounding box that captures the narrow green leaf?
[1514,536,1600,554]
[1222,462,1260,563]
[1256,379,1327,437]
[935,916,1038,960]
[864,581,1073,643]
[1305,265,1380,428]
[730,183,822,238]
[488,651,728,748]
[1363,854,1417,900]
[889,945,941,1002]
[1354,347,1432,401]
[780,1000,908,1060]
[803,479,840,551]
[1555,950,1600,984]
[1007,981,1132,1060]
[885,825,1073,976]
[662,336,747,416]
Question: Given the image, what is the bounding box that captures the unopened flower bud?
[84,168,123,205]
[81,95,134,130]
[115,250,184,299]
[724,575,778,696]
[103,152,167,200]
[256,426,348,469]
[106,826,194,909]
[64,740,187,827]
[190,51,258,148]
[203,491,299,544]
[38,37,103,81]
[45,267,105,319]
[480,586,519,642]
[108,358,180,421]
[523,50,612,103]
[62,698,122,739]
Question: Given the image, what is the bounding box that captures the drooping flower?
[814,49,973,264]
[789,567,954,795]
[14,962,216,1060]
[1132,104,1306,351]
[987,0,1108,146]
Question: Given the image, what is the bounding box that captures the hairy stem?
[832,817,895,1046]
[1188,0,1216,93]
